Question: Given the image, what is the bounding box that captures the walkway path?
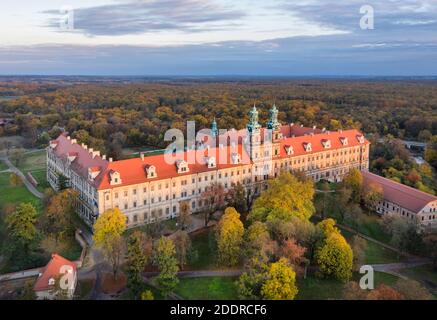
[143,269,243,279]
[0,156,43,199]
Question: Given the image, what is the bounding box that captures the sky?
[0,0,436,76]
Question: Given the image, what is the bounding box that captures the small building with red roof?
[34,254,77,300]
[362,171,437,229]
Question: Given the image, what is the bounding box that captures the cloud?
[43,0,245,36]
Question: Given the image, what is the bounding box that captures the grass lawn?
[189,228,217,270]
[175,277,239,300]
[401,265,437,286]
[0,160,7,171]
[16,150,46,172]
[352,214,391,244]
[15,150,50,192]
[0,172,41,210]
[296,272,400,300]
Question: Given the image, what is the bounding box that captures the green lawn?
[351,214,391,244]
[0,172,41,210]
[0,160,8,171]
[15,150,50,192]
[175,277,239,300]
[16,150,46,172]
[296,272,400,300]
[189,228,217,270]
[401,265,437,286]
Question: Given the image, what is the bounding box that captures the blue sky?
[0,0,436,76]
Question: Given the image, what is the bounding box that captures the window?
[115,192,118,199]
[133,189,137,195]
[124,191,128,197]
[133,201,137,208]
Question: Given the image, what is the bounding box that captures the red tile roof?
[51,134,109,188]
[34,254,77,292]
[97,144,250,189]
[51,126,369,191]
[362,171,437,213]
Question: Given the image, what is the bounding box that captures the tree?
[141,290,154,300]
[341,168,363,203]
[227,182,248,217]
[200,183,227,227]
[57,174,70,191]
[335,187,353,221]
[424,234,437,270]
[280,238,307,276]
[394,279,432,300]
[6,203,38,254]
[343,281,368,300]
[177,200,191,230]
[42,189,78,241]
[152,236,179,297]
[9,173,23,187]
[173,230,191,269]
[261,258,298,300]
[93,208,127,280]
[425,135,437,169]
[237,256,269,300]
[216,207,244,267]
[249,172,315,223]
[244,221,277,262]
[125,231,152,299]
[316,232,353,281]
[367,284,404,300]
[362,183,383,211]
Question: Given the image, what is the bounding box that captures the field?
[175,277,239,300]
[189,228,217,270]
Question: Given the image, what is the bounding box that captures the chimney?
[322,128,326,132]
[71,139,77,144]
[67,136,71,140]
[140,153,144,161]
[88,148,94,154]
[109,157,113,162]
[102,155,106,160]
[313,126,316,130]
[290,123,294,127]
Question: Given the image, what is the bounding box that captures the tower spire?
[211,117,218,137]
[247,104,261,133]
[267,103,280,131]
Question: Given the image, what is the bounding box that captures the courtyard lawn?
[175,277,239,300]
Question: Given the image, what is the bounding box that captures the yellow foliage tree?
[261,258,298,300]
[316,232,353,282]
[93,208,127,279]
[216,207,244,267]
[248,172,315,223]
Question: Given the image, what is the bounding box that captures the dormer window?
[284,145,294,156]
[48,277,55,286]
[303,142,312,152]
[88,166,101,180]
[145,165,157,179]
[231,153,241,164]
[68,152,78,163]
[322,139,331,149]
[205,156,216,168]
[357,135,365,144]
[176,160,189,174]
[340,137,348,146]
[110,170,122,185]
[49,141,58,149]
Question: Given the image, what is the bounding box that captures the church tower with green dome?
[247,104,262,161]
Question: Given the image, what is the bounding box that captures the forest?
[1,78,437,192]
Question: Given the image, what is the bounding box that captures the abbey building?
[47,105,370,228]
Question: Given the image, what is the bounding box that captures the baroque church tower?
[247,105,262,161]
